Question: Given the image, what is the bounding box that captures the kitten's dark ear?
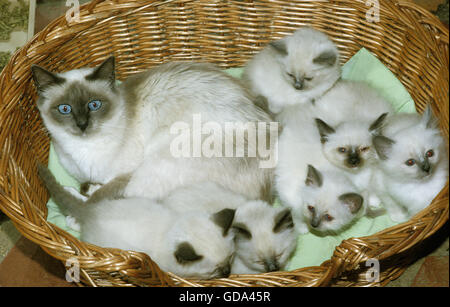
[86,56,115,87]
[212,208,235,236]
[174,242,203,265]
[315,118,336,143]
[273,208,294,233]
[373,135,395,160]
[31,65,65,93]
[269,40,288,57]
[339,193,363,214]
[232,223,252,239]
[313,50,337,67]
[369,113,389,134]
[305,165,323,187]
[422,105,438,129]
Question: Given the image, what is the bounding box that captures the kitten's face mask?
[315,113,388,172]
[32,57,119,137]
[270,40,339,92]
[232,203,297,273]
[172,209,236,279]
[301,165,364,234]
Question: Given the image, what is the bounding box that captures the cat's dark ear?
[31,65,65,93]
[212,208,235,236]
[369,112,389,134]
[174,242,203,265]
[313,50,338,67]
[273,208,294,233]
[422,105,438,129]
[339,193,363,214]
[269,40,288,57]
[305,165,323,187]
[86,56,115,87]
[373,135,395,160]
[315,118,336,143]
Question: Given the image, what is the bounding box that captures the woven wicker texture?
[0,0,448,287]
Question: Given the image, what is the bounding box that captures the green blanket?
[45,48,416,269]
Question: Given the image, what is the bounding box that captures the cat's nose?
[310,219,320,228]
[294,79,304,90]
[264,259,279,272]
[348,154,360,167]
[422,161,431,173]
[76,120,89,131]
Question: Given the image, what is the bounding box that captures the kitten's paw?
[295,222,310,234]
[368,194,382,209]
[65,215,81,232]
[388,211,409,223]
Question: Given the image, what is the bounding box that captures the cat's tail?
[37,163,85,220]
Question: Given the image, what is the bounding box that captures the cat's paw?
[368,194,382,209]
[66,215,81,232]
[388,211,409,223]
[295,222,310,234]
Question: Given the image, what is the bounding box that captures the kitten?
[243,27,341,117]
[314,112,388,199]
[372,106,449,222]
[162,181,297,274]
[296,165,365,235]
[32,58,274,202]
[275,81,392,210]
[38,165,236,279]
[230,201,298,274]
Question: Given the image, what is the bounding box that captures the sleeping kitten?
[243,27,341,117]
[296,165,365,234]
[38,165,235,279]
[162,181,297,274]
[230,201,297,274]
[372,106,449,222]
[32,57,274,202]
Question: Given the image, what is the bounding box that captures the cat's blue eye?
[88,100,102,111]
[58,104,72,114]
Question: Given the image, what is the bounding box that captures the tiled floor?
[0,0,449,287]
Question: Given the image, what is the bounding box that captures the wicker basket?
[0,0,448,287]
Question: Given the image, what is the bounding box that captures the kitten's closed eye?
[287,73,295,80]
[359,146,370,152]
[338,147,347,153]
